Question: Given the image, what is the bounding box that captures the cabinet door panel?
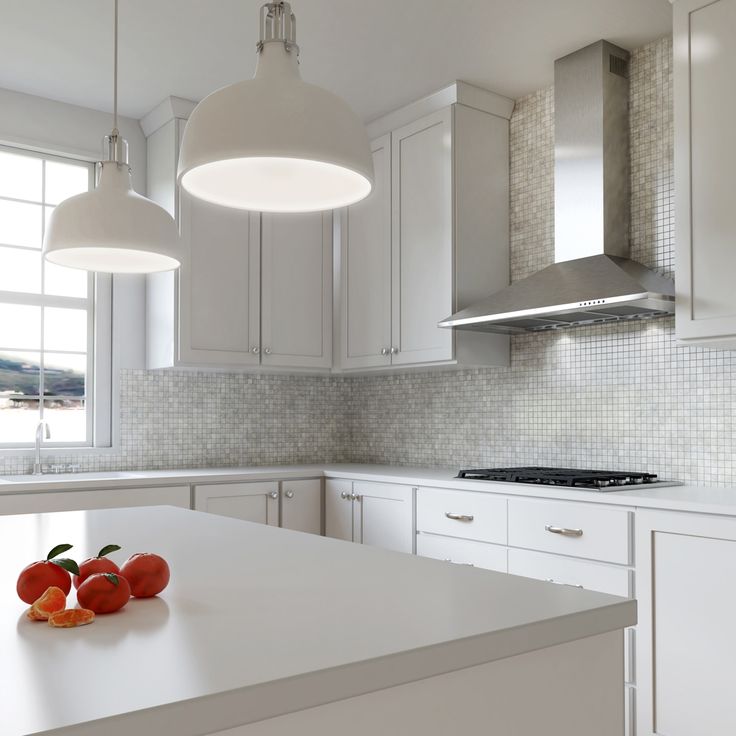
[325,479,353,541]
[179,193,260,365]
[391,109,453,365]
[341,135,392,369]
[281,479,322,535]
[417,533,507,573]
[354,482,414,554]
[194,482,278,526]
[675,0,736,344]
[261,212,332,369]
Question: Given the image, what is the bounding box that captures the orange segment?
[30,586,67,620]
[26,607,46,621]
[48,608,95,628]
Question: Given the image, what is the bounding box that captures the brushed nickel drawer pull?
[545,525,583,537]
[444,558,475,567]
[445,512,474,522]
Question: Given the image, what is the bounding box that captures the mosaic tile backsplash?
[4,36,736,487]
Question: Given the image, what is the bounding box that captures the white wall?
[0,86,147,193]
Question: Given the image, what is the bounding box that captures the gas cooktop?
[456,466,671,491]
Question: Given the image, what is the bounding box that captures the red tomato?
[120,553,170,598]
[76,572,131,614]
[16,544,78,604]
[74,545,122,589]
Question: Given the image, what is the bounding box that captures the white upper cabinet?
[340,135,393,369]
[261,212,333,370]
[391,109,454,365]
[338,82,513,371]
[674,0,736,347]
[144,98,332,372]
[178,193,260,366]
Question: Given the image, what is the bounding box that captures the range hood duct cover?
[439,40,674,334]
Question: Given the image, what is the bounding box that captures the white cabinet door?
[417,533,507,573]
[340,135,392,369]
[280,479,322,535]
[636,509,736,735]
[354,482,414,554]
[325,479,354,541]
[179,193,261,365]
[675,0,736,347]
[261,212,333,369]
[391,109,453,365]
[0,486,191,515]
[194,482,279,526]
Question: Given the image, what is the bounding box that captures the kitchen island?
[2,506,635,736]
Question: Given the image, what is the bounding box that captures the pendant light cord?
[112,0,118,135]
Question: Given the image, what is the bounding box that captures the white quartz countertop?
[2,463,736,516]
[3,506,634,736]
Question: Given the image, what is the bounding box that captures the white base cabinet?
[636,509,736,736]
[325,479,414,554]
[194,479,323,535]
[0,485,190,516]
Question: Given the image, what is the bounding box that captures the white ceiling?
[0,0,672,122]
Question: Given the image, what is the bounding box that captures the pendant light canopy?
[177,2,374,213]
[43,0,179,273]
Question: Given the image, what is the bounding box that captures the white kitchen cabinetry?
[0,485,190,515]
[339,82,513,371]
[260,213,332,370]
[325,479,414,553]
[194,479,323,534]
[280,479,322,535]
[143,98,332,371]
[636,509,736,736]
[416,533,507,573]
[194,482,280,526]
[674,0,736,347]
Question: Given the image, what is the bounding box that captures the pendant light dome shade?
[44,160,180,273]
[177,2,373,212]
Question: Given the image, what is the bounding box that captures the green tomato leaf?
[97,544,121,558]
[46,544,73,560]
[103,573,119,586]
[52,558,80,576]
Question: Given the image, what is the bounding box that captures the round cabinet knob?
[251,346,260,354]
[390,347,398,355]
[380,347,389,356]
[284,490,294,499]
[264,347,272,355]
[268,490,279,499]
[340,491,349,500]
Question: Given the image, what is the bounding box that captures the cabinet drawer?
[507,548,632,598]
[417,533,507,573]
[417,487,506,544]
[508,497,632,564]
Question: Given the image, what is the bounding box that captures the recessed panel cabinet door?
[194,482,279,526]
[675,0,736,345]
[281,479,322,535]
[391,109,453,365]
[261,212,333,369]
[178,193,261,365]
[325,479,354,541]
[354,482,414,554]
[636,510,736,735]
[340,135,392,369]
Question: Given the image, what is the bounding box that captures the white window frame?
[0,144,112,450]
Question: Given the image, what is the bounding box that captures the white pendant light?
[177,2,374,213]
[43,0,179,273]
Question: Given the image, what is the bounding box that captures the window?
[0,145,100,447]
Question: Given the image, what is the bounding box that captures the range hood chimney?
[439,40,674,335]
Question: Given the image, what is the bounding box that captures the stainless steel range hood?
[439,40,674,335]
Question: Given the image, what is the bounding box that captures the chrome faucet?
[33,421,50,475]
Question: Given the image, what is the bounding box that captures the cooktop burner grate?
[456,466,659,490]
